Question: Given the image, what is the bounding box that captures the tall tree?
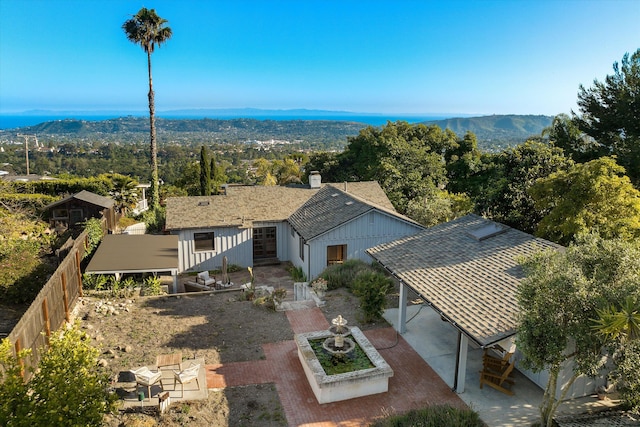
[573,49,640,183]
[199,146,211,196]
[210,154,227,194]
[331,121,456,214]
[517,234,640,426]
[530,157,640,245]
[122,8,172,210]
[542,113,604,163]
[475,141,571,234]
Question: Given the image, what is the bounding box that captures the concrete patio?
[383,305,620,427]
[118,358,208,410]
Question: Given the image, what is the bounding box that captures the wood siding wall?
[176,222,289,272]
[306,211,422,279]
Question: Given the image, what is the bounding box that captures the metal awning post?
[397,281,408,334]
[453,330,469,393]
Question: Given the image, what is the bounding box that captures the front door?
[253,227,277,259]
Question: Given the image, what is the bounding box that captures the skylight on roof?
[198,201,210,207]
[331,193,339,197]
[345,201,354,205]
[467,223,507,241]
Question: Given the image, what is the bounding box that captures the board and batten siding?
[176,227,252,272]
[306,211,423,280]
[515,351,607,399]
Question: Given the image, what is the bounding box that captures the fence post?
[61,273,70,323]
[76,250,83,297]
[14,338,24,378]
[42,298,51,345]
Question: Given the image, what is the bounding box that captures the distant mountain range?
[0,113,554,151]
[423,114,553,143]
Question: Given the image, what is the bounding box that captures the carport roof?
[367,214,562,347]
[86,234,179,274]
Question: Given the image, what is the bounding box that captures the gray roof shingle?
[165,182,394,231]
[289,186,374,240]
[366,214,562,347]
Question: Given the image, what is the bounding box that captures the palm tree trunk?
[147,50,160,211]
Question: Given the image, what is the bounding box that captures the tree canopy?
[530,157,640,245]
[517,234,640,425]
[573,49,640,184]
[473,140,572,234]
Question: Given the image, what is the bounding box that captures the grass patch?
[370,405,485,427]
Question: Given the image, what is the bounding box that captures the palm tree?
[593,296,640,343]
[122,8,172,211]
[109,175,139,215]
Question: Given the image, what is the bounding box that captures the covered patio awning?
[366,214,561,392]
[86,234,179,291]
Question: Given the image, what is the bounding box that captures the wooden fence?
[6,218,107,379]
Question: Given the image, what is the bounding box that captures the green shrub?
[370,405,484,427]
[137,207,165,234]
[82,218,104,259]
[0,322,118,426]
[319,259,370,290]
[253,287,287,311]
[82,274,108,291]
[108,276,136,298]
[613,340,640,412]
[351,271,392,322]
[142,275,163,296]
[287,264,306,282]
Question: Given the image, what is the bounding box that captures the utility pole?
[17,134,38,175]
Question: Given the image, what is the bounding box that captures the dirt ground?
[74,265,397,427]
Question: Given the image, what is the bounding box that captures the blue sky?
[0,0,638,116]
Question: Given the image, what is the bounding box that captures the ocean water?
[0,113,447,130]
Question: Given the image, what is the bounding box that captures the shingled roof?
[289,186,420,240]
[165,182,393,230]
[367,214,562,347]
[45,190,114,210]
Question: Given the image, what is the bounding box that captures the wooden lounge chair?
[480,359,516,395]
[483,349,513,372]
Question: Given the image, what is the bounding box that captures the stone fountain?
[322,315,355,356]
[294,315,393,404]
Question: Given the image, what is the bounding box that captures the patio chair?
[482,348,513,372]
[130,366,163,398]
[197,271,216,287]
[479,359,516,395]
[174,362,201,397]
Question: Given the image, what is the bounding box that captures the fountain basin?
[295,327,393,404]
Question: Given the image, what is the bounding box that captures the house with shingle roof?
[44,190,116,231]
[367,214,606,399]
[165,172,424,278]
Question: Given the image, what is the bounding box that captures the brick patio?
[206,307,466,426]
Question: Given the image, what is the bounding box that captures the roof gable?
[367,214,562,347]
[45,190,114,210]
[288,187,374,240]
